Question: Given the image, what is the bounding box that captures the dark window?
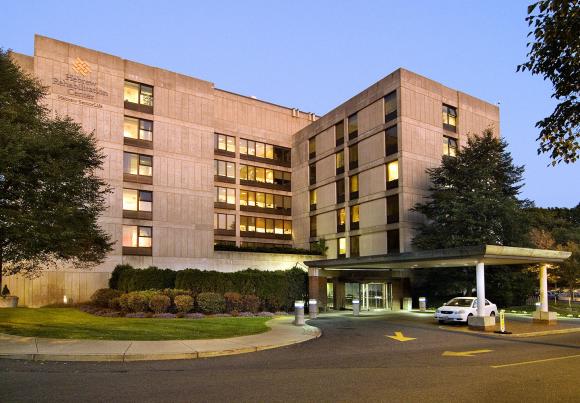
[443,136,458,157]
[349,174,359,200]
[349,144,358,170]
[387,195,399,223]
[309,164,316,185]
[348,113,358,139]
[385,125,398,156]
[336,179,345,203]
[309,137,316,159]
[335,121,345,146]
[443,104,457,132]
[214,159,236,179]
[310,215,317,238]
[214,240,236,247]
[214,213,236,231]
[350,236,360,257]
[384,91,397,122]
[350,205,360,230]
[387,229,400,253]
[336,150,345,174]
[337,208,346,233]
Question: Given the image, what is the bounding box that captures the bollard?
[494,309,512,334]
[309,299,318,319]
[352,299,360,316]
[419,297,426,312]
[294,301,305,326]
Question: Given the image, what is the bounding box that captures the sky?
[1,0,578,207]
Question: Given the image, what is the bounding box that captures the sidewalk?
[0,317,321,362]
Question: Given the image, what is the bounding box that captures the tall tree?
[517,0,580,165]
[0,49,113,291]
[554,242,579,307]
[411,129,534,307]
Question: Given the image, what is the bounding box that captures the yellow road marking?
[386,331,416,342]
[491,354,580,368]
[442,349,493,357]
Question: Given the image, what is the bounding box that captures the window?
[240,138,290,165]
[215,187,235,205]
[338,237,346,258]
[349,174,359,200]
[337,208,346,233]
[350,236,360,257]
[384,91,397,122]
[310,189,317,211]
[336,150,344,174]
[443,136,458,157]
[348,113,358,139]
[309,164,316,185]
[124,152,152,176]
[124,81,153,108]
[309,137,316,159]
[240,164,289,187]
[240,216,292,236]
[387,195,399,223]
[350,204,360,230]
[123,189,152,212]
[122,225,152,248]
[385,125,398,156]
[215,133,236,153]
[214,160,235,179]
[386,160,399,190]
[336,179,345,203]
[310,215,317,237]
[387,229,400,253]
[349,144,358,170]
[124,116,153,142]
[335,121,344,146]
[214,213,236,231]
[443,104,457,132]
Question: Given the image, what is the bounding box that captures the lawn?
[0,308,271,340]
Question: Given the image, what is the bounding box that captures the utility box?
[403,297,412,311]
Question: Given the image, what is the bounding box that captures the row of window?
[214,134,291,163]
[214,214,293,235]
[240,164,291,186]
[214,187,292,211]
[214,240,292,249]
[310,161,399,209]
[310,195,399,237]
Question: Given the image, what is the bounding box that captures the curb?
[438,325,580,338]
[0,322,321,363]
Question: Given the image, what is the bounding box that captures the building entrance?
[361,283,392,310]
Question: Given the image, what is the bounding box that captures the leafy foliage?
[517,0,580,164]
[0,49,112,287]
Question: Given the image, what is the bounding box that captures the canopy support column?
[533,264,557,324]
[468,261,496,331]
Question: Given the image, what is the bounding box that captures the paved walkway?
[0,317,321,362]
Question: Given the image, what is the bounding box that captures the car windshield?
[445,298,473,307]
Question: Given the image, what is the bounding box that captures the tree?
[411,129,534,306]
[554,242,580,307]
[412,129,530,249]
[517,0,580,165]
[0,49,113,291]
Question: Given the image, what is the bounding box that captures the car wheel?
[466,313,473,323]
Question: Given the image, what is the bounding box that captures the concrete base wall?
[4,252,321,307]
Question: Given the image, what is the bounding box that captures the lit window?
[442,104,457,131]
[338,237,346,258]
[387,160,399,189]
[350,174,359,199]
[138,155,152,176]
[256,217,266,233]
[443,136,458,157]
[275,219,284,234]
[124,81,153,107]
[265,144,274,159]
[350,205,360,224]
[123,189,152,212]
[256,167,265,183]
[122,225,152,248]
[124,117,153,142]
[310,189,317,208]
[309,137,316,158]
[336,151,344,172]
[256,192,265,208]
[123,81,139,104]
[256,142,265,158]
[123,152,152,176]
[240,139,248,155]
[283,220,292,235]
[337,208,346,232]
[215,187,235,205]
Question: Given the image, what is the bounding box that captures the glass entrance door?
[361,283,390,310]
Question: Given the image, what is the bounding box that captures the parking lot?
[1,311,579,402]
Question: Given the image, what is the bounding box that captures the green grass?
[0,308,271,340]
[505,303,580,316]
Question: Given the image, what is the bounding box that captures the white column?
[476,262,485,317]
[540,264,548,313]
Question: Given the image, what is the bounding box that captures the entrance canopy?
[305,245,571,270]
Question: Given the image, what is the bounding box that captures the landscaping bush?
[90,288,122,308]
[197,292,226,314]
[109,265,176,292]
[109,297,122,310]
[149,294,171,314]
[127,292,150,313]
[224,292,243,312]
[241,294,260,313]
[161,288,191,303]
[174,295,194,313]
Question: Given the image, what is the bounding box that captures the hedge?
[108,265,308,311]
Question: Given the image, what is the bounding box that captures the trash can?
[294,301,305,326]
[352,299,360,316]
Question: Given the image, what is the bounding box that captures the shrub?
[224,292,243,313]
[174,295,194,313]
[197,292,226,314]
[118,293,131,312]
[109,297,122,310]
[241,295,260,313]
[149,294,171,313]
[127,292,150,313]
[90,288,122,308]
[109,265,176,292]
[2,285,10,297]
[161,288,191,303]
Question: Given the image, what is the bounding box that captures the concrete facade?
[6,35,499,309]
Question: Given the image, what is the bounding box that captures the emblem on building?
[71,57,91,76]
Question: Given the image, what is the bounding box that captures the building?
[7,35,499,309]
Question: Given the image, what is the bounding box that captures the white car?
[434,297,497,324]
